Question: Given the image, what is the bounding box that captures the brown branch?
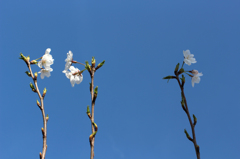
[176,75,200,159]
[27,62,48,159]
[89,65,96,159]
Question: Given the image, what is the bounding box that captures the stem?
[27,63,47,159]
[176,76,200,159]
[90,66,96,159]
[75,61,86,66]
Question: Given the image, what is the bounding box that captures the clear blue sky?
[0,0,240,159]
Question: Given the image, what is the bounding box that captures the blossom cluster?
[35,49,83,87]
[183,50,203,87]
[62,51,83,87]
[38,48,54,79]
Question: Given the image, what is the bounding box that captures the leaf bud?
[41,127,44,135]
[92,122,98,131]
[46,114,49,122]
[42,88,47,98]
[193,114,197,126]
[96,60,105,70]
[36,100,41,107]
[26,56,30,62]
[178,68,185,74]
[25,71,31,77]
[30,82,36,92]
[19,53,28,62]
[85,61,91,72]
[174,63,180,75]
[180,74,185,86]
[91,57,96,67]
[184,129,193,141]
[34,72,38,80]
[94,86,98,95]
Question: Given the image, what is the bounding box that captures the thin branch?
[27,62,48,159]
[176,75,200,159]
[90,65,96,159]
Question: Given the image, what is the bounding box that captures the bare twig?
[26,61,48,159]
[175,73,200,159]
[87,63,96,159]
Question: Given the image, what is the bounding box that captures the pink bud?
[191,70,199,75]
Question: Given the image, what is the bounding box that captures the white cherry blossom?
[63,51,73,73]
[38,67,53,79]
[38,48,54,68]
[183,50,196,66]
[64,66,83,87]
[191,70,203,87]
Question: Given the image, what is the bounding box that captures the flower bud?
[191,70,199,75]
[30,60,38,65]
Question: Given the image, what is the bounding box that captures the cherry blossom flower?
[183,50,196,66]
[62,51,73,73]
[38,48,54,79]
[64,66,83,87]
[191,70,203,87]
[38,48,54,68]
[38,67,53,79]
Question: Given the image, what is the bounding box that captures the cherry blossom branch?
[20,54,48,159]
[164,50,202,159]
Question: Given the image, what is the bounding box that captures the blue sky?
[0,0,240,158]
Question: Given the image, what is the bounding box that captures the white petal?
[70,75,75,87]
[183,50,190,57]
[38,61,43,68]
[40,71,45,79]
[45,48,51,54]
[184,59,191,66]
